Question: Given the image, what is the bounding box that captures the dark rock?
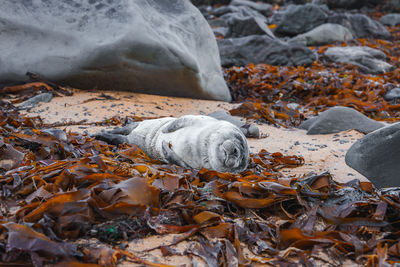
[213,5,258,17]
[290,23,353,46]
[345,122,400,188]
[213,27,230,37]
[18,93,53,110]
[382,0,400,12]
[208,110,260,138]
[322,0,381,9]
[384,88,400,101]
[299,106,384,134]
[0,0,231,101]
[230,0,273,17]
[218,35,316,67]
[272,4,328,36]
[324,46,394,74]
[191,0,231,6]
[328,13,391,40]
[221,12,274,38]
[380,13,400,26]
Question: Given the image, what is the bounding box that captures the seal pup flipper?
[109,122,139,135]
[93,132,128,146]
[161,141,189,168]
[162,116,199,133]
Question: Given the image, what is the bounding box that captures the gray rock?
[345,122,400,188]
[0,0,231,101]
[190,0,231,7]
[380,13,400,26]
[18,93,53,110]
[230,0,273,17]
[328,13,391,40]
[208,18,229,28]
[218,35,316,67]
[213,5,263,17]
[320,0,381,9]
[213,27,230,37]
[384,88,400,101]
[221,12,274,38]
[272,4,328,36]
[299,106,384,134]
[208,110,260,138]
[383,0,400,12]
[324,46,394,74]
[290,23,353,46]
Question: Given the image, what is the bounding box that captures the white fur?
[126,115,249,173]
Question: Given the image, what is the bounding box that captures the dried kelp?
[1,84,400,266]
[226,25,400,127]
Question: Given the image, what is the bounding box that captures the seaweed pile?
[226,25,400,128]
[1,83,400,266]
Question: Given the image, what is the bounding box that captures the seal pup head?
[207,124,249,173]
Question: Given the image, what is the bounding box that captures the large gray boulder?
[218,35,316,67]
[272,4,328,36]
[324,46,394,74]
[290,23,354,46]
[328,13,391,40]
[0,0,231,101]
[345,123,400,188]
[299,106,384,134]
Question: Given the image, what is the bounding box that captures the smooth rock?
[218,35,316,67]
[299,106,385,134]
[320,0,381,9]
[384,88,400,101]
[272,4,328,36]
[380,13,400,26]
[345,122,400,188]
[191,0,231,6]
[324,46,394,74]
[230,0,273,17]
[213,27,230,37]
[328,13,391,40]
[383,0,400,12]
[213,5,264,17]
[0,0,231,101]
[221,12,274,38]
[208,110,260,138]
[290,23,353,46]
[18,93,53,110]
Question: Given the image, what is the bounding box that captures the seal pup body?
[126,115,249,173]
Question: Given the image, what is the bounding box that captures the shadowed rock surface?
[380,13,400,26]
[346,123,400,188]
[300,106,384,134]
[290,23,354,46]
[324,46,394,74]
[218,35,316,67]
[272,4,328,36]
[328,13,391,40]
[0,0,231,101]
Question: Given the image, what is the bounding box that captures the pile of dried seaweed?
[1,85,400,266]
[226,25,400,127]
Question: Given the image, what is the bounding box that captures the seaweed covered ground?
[2,12,400,267]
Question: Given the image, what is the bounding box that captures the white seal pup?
[95,115,249,173]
